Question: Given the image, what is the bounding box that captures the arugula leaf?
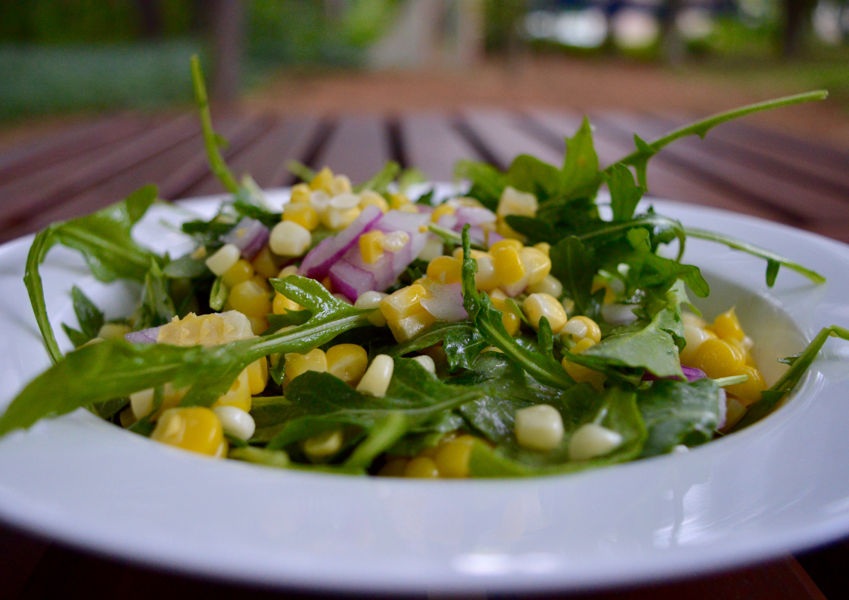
[461,227,574,389]
[466,386,646,477]
[505,154,563,199]
[287,160,316,184]
[384,321,486,372]
[550,236,598,317]
[605,163,644,221]
[265,359,484,450]
[684,227,825,287]
[638,378,723,457]
[732,325,849,431]
[25,185,159,362]
[353,161,401,194]
[162,254,208,279]
[61,286,105,348]
[560,117,601,200]
[453,159,507,211]
[208,276,228,312]
[134,260,177,330]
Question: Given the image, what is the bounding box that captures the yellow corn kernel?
[591,280,616,304]
[381,230,410,253]
[283,202,320,231]
[320,277,334,292]
[495,217,524,241]
[215,369,251,412]
[491,297,521,337]
[493,246,525,286]
[388,192,410,209]
[228,280,271,320]
[387,310,436,343]
[451,247,489,261]
[354,291,388,326]
[97,323,131,340]
[359,190,389,213]
[289,183,312,204]
[726,365,767,406]
[326,344,369,386]
[562,316,602,344]
[221,259,255,288]
[378,457,409,477]
[519,247,552,286]
[489,239,523,253]
[526,274,563,298]
[309,166,334,192]
[497,186,538,218]
[515,404,564,451]
[433,436,475,478]
[330,174,352,195]
[157,311,254,347]
[356,354,395,396]
[713,308,745,342]
[523,293,568,333]
[679,324,716,366]
[473,254,499,292]
[151,407,226,457]
[246,357,269,395]
[322,206,361,230]
[430,204,456,222]
[273,292,302,315]
[534,242,551,256]
[562,338,605,390]
[359,230,385,264]
[302,429,344,461]
[404,456,440,478]
[284,348,328,385]
[689,338,745,379]
[380,284,429,321]
[397,203,419,214]
[426,256,463,285]
[681,312,708,329]
[251,245,280,279]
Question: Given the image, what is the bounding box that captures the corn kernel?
[489,239,523,253]
[523,293,568,333]
[490,296,521,337]
[356,355,394,397]
[359,190,389,213]
[151,407,226,457]
[473,254,499,292]
[228,280,271,319]
[213,405,256,441]
[273,292,302,315]
[568,423,623,461]
[679,324,716,365]
[289,183,311,204]
[411,354,436,374]
[309,190,331,216]
[404,456,440,478]
[359,230,385,264]
[519,247,551,285]
[526,274,563,298]
[681,312,708,328]
[378,457,409,477]
[417,235,444,262]
[562,338,605,390]
[326,344,369,385]
[322,206,361,230]
[205,243,241,276]
[382,230,410,253]
[221,259,255,288]
[562,316,602,344]
[355,291,388,326]
[493,245,525,287]
[309,166,334,192]
[434,436,475,478]
[214,369,251,412]
[380,284,429,321]
[721,397,747,432]
[97,323,131,340]
[320,276,334,292]
[534,242,551,256]
[270,221,311,257]
[515,404,564,451]
[497,186,538,218]
[283,202,320,231]
[726,365,767,406]
[689,338,745,379]
[591,280,616,304]
[427,256,462,285]
[713,308,745,342]
[130,388,155,420]
[284,348,328,385]
[495,217,524,241]
[246,357,269,395]
[330,174,352,196]
[388,310,436,342]
[302,429,344,460]
[388,193,410,209]
[251,245,280,279]
[431,204,456,222]
[157,311,254,347]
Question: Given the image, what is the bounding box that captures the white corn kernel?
[515,404,564,451]
[497,186,538,218]
[356,354,394,397]
[329,193,360,209]
[679,324,713,365]
[98,323,131,340]
[309,190,331,216]
[681,312,708,328]
[330,175,352,196]
[130,388,155,420]
[523,293,568,333]
[474,254,499,292]
[562,318,589,340]
[355,291,388,326]
[323,206,360,230]
[269,221,311,257]
[205,243,241,276]
[213,405,256,440]
[302,428,344,459]
[417,236,444,262]
[568,423,623,461]
[526,274,563,298]
[412,355,436,374]
[382,230,410,253]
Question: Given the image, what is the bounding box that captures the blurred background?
[0,0,847,147]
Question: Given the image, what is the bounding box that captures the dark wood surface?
[1,106,848,599]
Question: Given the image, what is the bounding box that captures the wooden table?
[1,107,848,599]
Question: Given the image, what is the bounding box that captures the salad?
[1,58,846,479]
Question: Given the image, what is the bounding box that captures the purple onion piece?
[643,366,707,383]
[299,205,383,280]
[125,326,161,344]
[454,206,496,227]
[223,217,270,260]
[329,260,377,303]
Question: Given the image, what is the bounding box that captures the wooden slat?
[459,109,563,169]
[593,112,848,224]
[399,113,481,181]
[525,110,788,223]
[0,114,153,184]
[0,114,199,229]
[312,116,392,185]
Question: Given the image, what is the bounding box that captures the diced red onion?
[329,260,377,302]
[601,303,639,325]
[299,205,383,280]
[437,214,458,230]
[420,282,468,322]
[373,210,430,235]
[125,327,160,344]
[466,226,486,245]
[644,366,707,383]
[454,206,496,227]
[486,232,505,248]
[223,217,269,260]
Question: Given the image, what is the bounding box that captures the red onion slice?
[125,326,161,344]
[643,366,707,383]
[223,217,270,260]
[299,205,383,279]
[420,282,468,322]
[373,210,430,235]
[329,260,377,302]
[454,206,496,227]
